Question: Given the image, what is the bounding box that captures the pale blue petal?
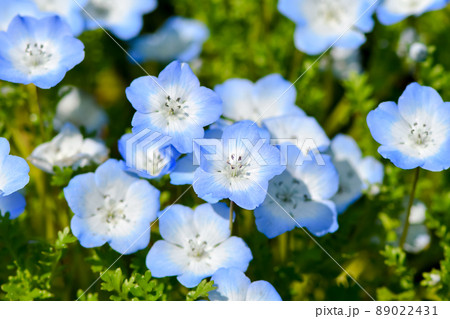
[209,268,251,301]
[246,281,282,301]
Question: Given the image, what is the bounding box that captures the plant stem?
[399,167,420,249]
[27,84,45,138]
[229,200,234,233]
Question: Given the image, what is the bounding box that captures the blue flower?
[0,138,30,198]
[54,86,108,135]
[31,0,88,35]
[262,114,330,153]
[278,0,377,55]
[330,134,384,214]
[193,122,285,210]
[127,61,222,153]
[84,0,157,40]
[118,129,179,179]
[367,82,450,171]
[215,74,304,124]
[29,123,109,174]
[0,15,85,89]
[0,0,40,32]
[64,159,160,254]
[377,0,448,25]
[130,16,209,63]
[146,203,252,288]
[209,268,282,301]
[254,145,339,238]
[0,192,26,219]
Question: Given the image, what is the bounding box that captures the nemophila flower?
[64,159,160,254]
[215,74,304,124]
[0,192,26,219]
[130,16,209,63]
[0,137,30,198]
[0,15,85,89]
[193,122,285,210]
[0,0,40,32]
[127,61,222,153]
[53,86,108,135]
[330,134,384,214]
[262,114,330,152]
[399,200,430,253]
[254,145,339,238]
[146,203,252,288]
[328,47,362,80]
[118,130,179,179]
[377,0,448,25]
[278,0,377,55]
[209,268,282,301]
[84,0,157,40]
[367,82,450,171]
[31,0,88,35]
[29,123,108,174]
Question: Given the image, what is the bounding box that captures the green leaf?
[186,279,216,301]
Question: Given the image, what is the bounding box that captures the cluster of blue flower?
[279,0,449,55]
[1,0,450,301]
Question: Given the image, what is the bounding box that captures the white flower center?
[160,96,190,124]
[187,235,210,260]
[384,0,434,15]
[97,195,129,229]
[273,175,311,213]
[22,42,54,72]
[409,121,433,147]
[301,0,358,35]
[222,153,252,179]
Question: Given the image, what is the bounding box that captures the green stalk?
[399,167,420,249]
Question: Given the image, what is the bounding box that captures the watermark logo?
[125,128,173,176]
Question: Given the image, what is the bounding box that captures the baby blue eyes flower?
[215,73,304,124]
[0,15,85,89]
[31,0,89,36]
[53,86,108,135]
[330,134,384,214]
[254,146,339,238]
[278,0,376,55]
[0,192,27,219]
[146,203,253,288]
[377,0,448,25]
[29,123,109,174]
[127,61,222,153]
[84,0,157,40]
[262,114,330,152]
[367,82,450,172]
[0,138,30,198]
[209,268,282,301]
[64,159,160,254]
[118,130,179,179]
[130,16,209,63]
[193,122,286,210]
[0,137,29,219]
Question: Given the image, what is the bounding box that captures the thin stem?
[229,200,234,233]
[399,167,420,249]
[27,84,45,138]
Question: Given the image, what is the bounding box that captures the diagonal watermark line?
[76,182,196,301]
[251,0,380,126]
[253,181,376,301]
